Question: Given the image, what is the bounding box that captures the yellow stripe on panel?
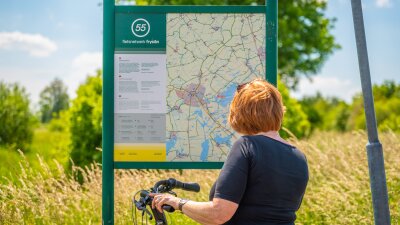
[114,143,166,161]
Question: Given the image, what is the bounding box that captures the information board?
[102,3,277,224]
[113,9,268,165]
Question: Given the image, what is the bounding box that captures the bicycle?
[132,178,200,225]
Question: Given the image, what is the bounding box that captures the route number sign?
[131,18,150,37]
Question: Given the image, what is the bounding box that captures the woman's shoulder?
[241,135,306,158]
[230,136,257,159]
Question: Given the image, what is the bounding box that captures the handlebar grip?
[170,179,200,192]
[162,205,175,213]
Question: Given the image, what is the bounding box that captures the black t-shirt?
[209,135,309,225]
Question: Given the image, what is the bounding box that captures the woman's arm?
[151,194,238,225]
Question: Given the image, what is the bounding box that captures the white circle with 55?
[131,18,150,38]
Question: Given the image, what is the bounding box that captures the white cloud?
[376,0,392,8]
[65,52,102,98]
[72,51,102,70]
[0,31,57,57]
[0,52,102,105]
[292,76,361,103]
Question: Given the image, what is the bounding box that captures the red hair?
[228,79,285,135]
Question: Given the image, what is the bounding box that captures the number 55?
[135,24,147,32]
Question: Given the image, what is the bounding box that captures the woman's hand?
[149,193,181,213]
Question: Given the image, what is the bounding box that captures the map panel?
[166,13,266,161]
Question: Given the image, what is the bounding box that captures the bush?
[0,81,35,149]
[48,110,70,132]
[347,80,400,132]
[299,93,351,133]
[69,71,102,168]
[278,80,311,138]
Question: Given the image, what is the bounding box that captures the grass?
[0,126,70,183]
[0,130,399,224]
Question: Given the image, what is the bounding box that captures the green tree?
[39,78,69,123]
[300,93,351,133]
[348,80,400,132]
[133,0,338,89]
[69,71,102,168]
[278,80,311,138]
[0,81,35,149]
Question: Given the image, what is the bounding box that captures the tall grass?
[0,131,399,224]
[0,127,70,182]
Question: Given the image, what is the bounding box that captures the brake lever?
[144,207,153,220]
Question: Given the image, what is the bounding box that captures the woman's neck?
[256,130,280,138]
[255,130,291,145]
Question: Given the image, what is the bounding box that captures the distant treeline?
[1,73,399,168]
[298,80,400,134]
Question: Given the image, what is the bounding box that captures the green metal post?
[102,0,115,224]
[265,0,278,86]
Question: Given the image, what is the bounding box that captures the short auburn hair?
[228,78,285,135]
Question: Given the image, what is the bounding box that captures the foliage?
[132,0,339,89]
[278,80,311,138]
[0,127,70,182]
[0,81,35,149]
[277,0,339,88]
[300,93,351,133]
[1,131,399,224]
[69,70,102,168]
[48,110,70,133]
[347,80,400,132]
[39,78,69,123]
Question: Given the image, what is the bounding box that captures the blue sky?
[292,0,400,101]
[0,0,399,106]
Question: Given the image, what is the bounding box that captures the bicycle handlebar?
[154,178,200,193]
[133,178,200,225]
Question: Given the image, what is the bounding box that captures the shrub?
[69,71,102,168]
[278,80,311,138]
[0,81,35,149]
[299,93,351,133]
[348,80,400,132]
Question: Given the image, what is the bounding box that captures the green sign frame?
[103,1,277,224]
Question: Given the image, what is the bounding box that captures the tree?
[69,71,102,168]
[0,81,35,149]
[278,80,311,138]
[133,0,339,89]
[348,80,400,132]
[39,78,69,123]
[300,93,350,133]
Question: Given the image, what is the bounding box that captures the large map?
[166,14,266,161]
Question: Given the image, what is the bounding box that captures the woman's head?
[228,78,285,135]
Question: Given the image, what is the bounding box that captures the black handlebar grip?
[182,182,201,192]
[170,178,200,192]
[162,205,175,213]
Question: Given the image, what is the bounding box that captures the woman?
[152,78,309,225]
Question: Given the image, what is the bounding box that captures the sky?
[0,0,399,107]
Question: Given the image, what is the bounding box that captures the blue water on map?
[200,140,210,161]
[166,137,177,154]
[193,109,203,118]
[215,134,232,146]
[216,84,237,107]
[198,120,208,128]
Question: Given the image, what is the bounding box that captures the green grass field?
[0,126,70,183]
[0,129,399,224]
